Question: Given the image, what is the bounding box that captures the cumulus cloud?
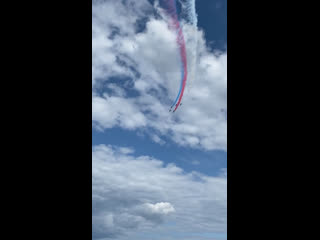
[92,144,227,239]
[92,95,147,130]
[144,202,175,215]
[92,0,227,151]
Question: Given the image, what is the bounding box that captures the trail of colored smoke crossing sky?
[161,0,187,112]
[162,0,198,112]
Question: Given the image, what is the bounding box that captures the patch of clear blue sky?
[196,0,227,51]
[93,0,227,176]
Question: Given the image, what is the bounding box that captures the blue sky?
[92,0,227,239]
[196,0,227,51]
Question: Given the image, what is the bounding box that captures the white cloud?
[144,202,175,214]
[92,95,147,130]
[92,0,227,151]
[150,134,166,145]
[92,144,227,239]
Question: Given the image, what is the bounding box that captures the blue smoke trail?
[161,0,198,111]
[170,59,185,108]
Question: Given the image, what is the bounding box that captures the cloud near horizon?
[92,144,227,239]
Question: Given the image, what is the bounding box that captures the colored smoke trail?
[161,0,198,112]
[161,0,188,111]
[173,26,187,112]
[170,56,185,109]
[171,26,187,110]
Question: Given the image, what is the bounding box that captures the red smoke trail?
[173,27,187,112]
[162,0,187,112]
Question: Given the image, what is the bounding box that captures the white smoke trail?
[179,0,198,26]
